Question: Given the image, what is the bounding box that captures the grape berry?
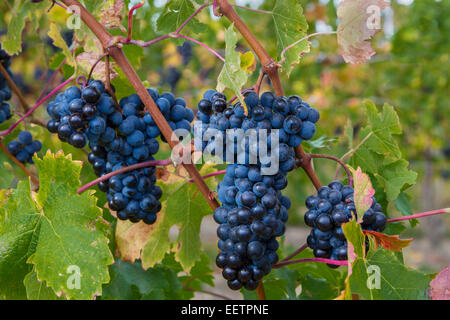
[46,80,193,224]
[305,180,387,267]
[7,130,42,164]
[0,43,12,125]
[194,89,319,290]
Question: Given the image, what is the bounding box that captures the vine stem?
[279,31,337,64]
[334,132,373,180]
[0,141,39,186]
[171,34,225,62]
[124,3,225,61]
[36,58,65,103]
[256,282,266,300]
[0,63,29,112]
[61,0,220,211]
[0,76,74,136]
[129,34,224,62]
[126,2,144,43]
[279,243,308,263]
[273,258,348,269]
[254,70,265,95]
[188,169,226,183]
[175,2,211,34]
[387,208,450,223]
[232,4,272,15]
[295,146,322,190]
[309,154,353,186]
[216,0,283,96]
[78,159,173,194]
[87,52,109,84]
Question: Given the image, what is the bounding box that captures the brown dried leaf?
[155,167,171,182]
[430,266,450,300]
[76,51,118,82]
[337,0,390,64]
[100,0,127,33]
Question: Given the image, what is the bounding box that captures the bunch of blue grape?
[7,130,42,164]
[0,43,12,124]
[46,80,193,224]
[304,180,387,267]
[194,89,319,290]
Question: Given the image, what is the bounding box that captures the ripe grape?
[7,130,42,164]
[194,89,320,290]
[46,81,194,225]
[305,180,387,267]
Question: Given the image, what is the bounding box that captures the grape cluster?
[0,43,12,125]
[304,180,387,267]
[46,81,194,224]
[7,131,42,164]
[194,89,319,290]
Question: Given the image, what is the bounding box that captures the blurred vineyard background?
[0,0,448,299]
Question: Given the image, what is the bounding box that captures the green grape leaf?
[142,165,217,271]
[24,269,64,300]
[352,101,417,200]
[241,277,288,300]
[217,25,248,106]
[337,0,390,64]
[186,253,215,288]
[3,0,31,55]
[395,192,418,227]
[0,181,40,300]
[362,101,403,158]
[343,220,430,300]
[48,22,76,67]
[374,158,418,201]
[102,259,186,300]
[24,151,114,300]
[291,249,346,300]
[272,0,309,76]
[157,0,205,34]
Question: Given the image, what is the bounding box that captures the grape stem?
[232,4,272,15]
[86,52,109,85]
[0,141,39,186]
[309,154,353,186]
[273,257,348,269]
[126,2,144,43]
[279,243,308,263]
[254,70,266,95]
[295,146,322,190]
[188,169,226,183]
[36,58,65,103]
[334,132,373,180]
[387,208,450,223]
[0,76,75,137]
[0,63,30,112]
[104,53,122,114]
[77,159,173,194]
